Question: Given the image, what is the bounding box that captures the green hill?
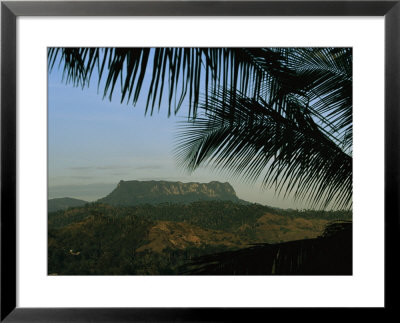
[48,197,88,212]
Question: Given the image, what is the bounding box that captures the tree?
[48,47,352,210]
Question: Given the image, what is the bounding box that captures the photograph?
[47,47,353,276]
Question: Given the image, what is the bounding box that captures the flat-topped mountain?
[97,180,243,206]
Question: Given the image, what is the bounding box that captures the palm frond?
[48,47,285,117]
[285,48,353,152]
[174,90,352,209]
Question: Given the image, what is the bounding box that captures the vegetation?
[48,201,351,275]
[49,212,151,275]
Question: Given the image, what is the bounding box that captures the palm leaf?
[48,47,286,117]
[174,90,352,209]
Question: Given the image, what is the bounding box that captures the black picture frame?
[1,0,398,321]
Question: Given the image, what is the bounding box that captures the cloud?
[96,166,119,170]
[67,164,164,172]
[68,166,92,170]
[69,176,95,180]
[134,165,163,170]
[67,165,130,171]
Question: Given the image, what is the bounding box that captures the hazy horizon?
[48,179,298,210]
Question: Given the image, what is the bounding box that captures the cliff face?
[98,180,240,206]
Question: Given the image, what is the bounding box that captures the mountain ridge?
[97,180,247,206]
[48,197,88,212]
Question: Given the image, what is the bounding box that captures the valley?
[48,181,351,275]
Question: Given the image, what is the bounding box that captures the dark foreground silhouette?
[180,221,352,275]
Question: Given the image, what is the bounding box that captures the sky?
[48,52,312,209]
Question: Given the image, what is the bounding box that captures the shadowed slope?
[180,221,352,275]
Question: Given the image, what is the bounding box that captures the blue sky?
[48,54,306,209]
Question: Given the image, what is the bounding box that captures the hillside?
[97,180,244,206]
[136,221,250,253]
[48,201,351,275]
[48,197,88,212]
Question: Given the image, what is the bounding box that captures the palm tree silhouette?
[48,48,352,274]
